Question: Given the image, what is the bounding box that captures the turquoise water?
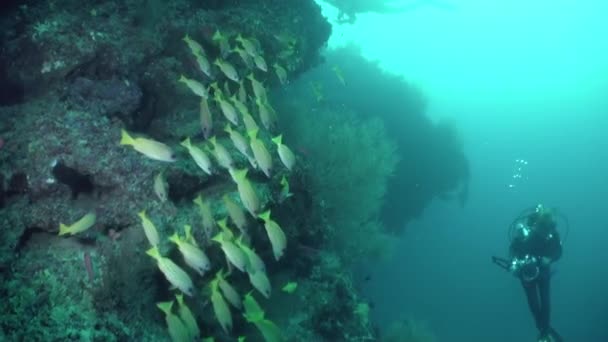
[317,0,608,340]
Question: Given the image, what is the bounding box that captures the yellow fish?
[332,65,346,86]
[212,232,248,272]
[252,53,268,72]
[58,212,96,236]
[248,269,271,299]
[232,169,260,217]
[281,281,297,294]
[236,238,266,274]
[175,293,200,340]
[272,63,287,84]
[225,124,256,168]
[157,301,192,342]
[210,278,233,333]
[199,97,213,138]
[193,194,215,238]
[212,30,230,58]
[169,230,211,276]
[208,136,234,170]
[232,46,253,69]
[236,34,258,57]
[247,73,267,101]
[215,94,239,125]
[214,59,240,83]
[178,75,208,98]
[147,247,194,296]
[153,171,168,202]
[258,210,287,261]
[183,34,204,57]
[223,194,247,233]
[120,129,176,162]
[248,129,272,178]
[216,270,242,309]
[137,210,160,246]
[194,52,213,79]
[181,137,213,175]
[271,135,296,171]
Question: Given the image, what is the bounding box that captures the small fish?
[249,129,273,178]
[310,81,324,102]
[181,137,213,175]
[242,111,260,134]
[120,129,176,162]
[212,30,231,58]
[236,34,258,57]
[232,46,253,69]
[193,195,215,238]
[225,124,256,167]
[273,63,287,84]
[169,230,211,276]
[229,94,250,117]
[215,94,239,125]
[147,247,194,296]
[183,34,204,57]
[195,52,213,78]
[157,301,192,342]
[58,212,96,236]
[243,291,265,322]
[223,194,248,233]
[279,176,293,203]
[216,270,242,309]
[252,53,268,72]
[214,59,240,83]
[153,171,168,202]
[178,75,209,98]
[248,269,271,299]
[212,232,248,272]
[175,293,200,339]
[138,210,160,247]
[199,97,213,138]
[271,135,296,171]
[281,281,298,294]
[208,136,234,169]
[238,80,248,104]
[332,65,346,86]
[258,210,287,261]
[210,278,233,333]
[250,319,282,342]
[216,217,236,240]
[232,169,260,217]
[236,238,266,274]
[255,97,274,131]
[247,73,267,101]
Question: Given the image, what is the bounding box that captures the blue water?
[316,0,608,340]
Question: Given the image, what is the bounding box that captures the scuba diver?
[492,204,565,342]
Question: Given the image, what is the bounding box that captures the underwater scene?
[0,0,606,341]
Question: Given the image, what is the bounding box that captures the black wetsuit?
[509,227,562,338]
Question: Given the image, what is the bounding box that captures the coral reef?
[276,45,470,234]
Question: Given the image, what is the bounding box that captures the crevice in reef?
[51,160,94,199]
